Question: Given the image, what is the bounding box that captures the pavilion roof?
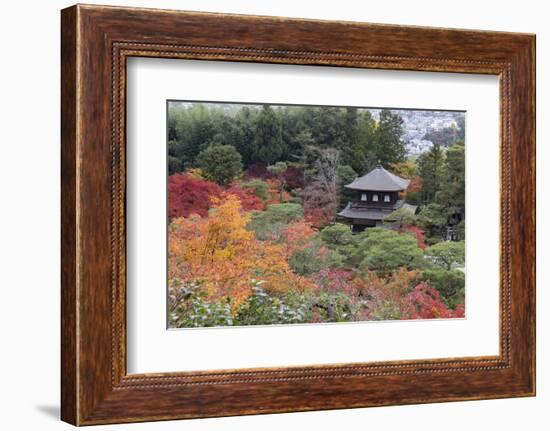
[345,165,410,192]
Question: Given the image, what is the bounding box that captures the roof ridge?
[344,165,409,191]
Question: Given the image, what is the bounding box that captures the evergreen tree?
[310,107,347,149]
[417,203,449,239]
[196,144,243,185]
[291,129,316,155]
[418,143,446,204]
[175,105,218,167]
[252,105,283,164]
[373,109,407,166]
[168,155,183,175]
[354,110,377,174]
[439,141,465,214]
[340,107,367,171]
[337,165,357,210]
[232,106,256,167]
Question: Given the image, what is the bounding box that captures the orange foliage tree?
[280,219,317,254]
[168,194,314,312]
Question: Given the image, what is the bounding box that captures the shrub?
[288,240,327,275]
[168,282,233,328]
[247,203,304,240]
[417,203,449,237]
[196,144,243,185]
[402,283,460,319]
[424,240,465,270]
[241,178,270,201]
[355,228,425,274]
[421,269,465,309]
[234,285,312,325]
[320,223,355,248]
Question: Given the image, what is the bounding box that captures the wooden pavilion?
[337,164,417,232]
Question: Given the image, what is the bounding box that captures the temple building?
[338,164,417,232]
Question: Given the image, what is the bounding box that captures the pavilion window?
[372,194,378,202]
[361,193,367,201]
[384,194,390,202]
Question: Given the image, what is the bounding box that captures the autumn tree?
[301,147,340,228]
[280,220,337,276]
[283,165,306,190]
[168,174,221,220]
[402,283,461,319]
[224,184,265,211]
[389,160,418,178]
[196,144,243,185]
[169,195,314,312]
[354,268,418,320]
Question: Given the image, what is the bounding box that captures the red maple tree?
[225,183,265,211]
[168,174,221,220]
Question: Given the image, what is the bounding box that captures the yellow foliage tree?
[169,194,314,312]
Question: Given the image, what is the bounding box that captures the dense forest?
[167,102,466,327]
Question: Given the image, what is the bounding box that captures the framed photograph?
[61,4,535,425]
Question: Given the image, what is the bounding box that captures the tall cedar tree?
[231,107,256,166]
[440,141,465,214]
[354,110,377,174]
[311,107,347,149]
[340,108,360,169]
[252,105,283,164]
[417,142,446,204]
[179,105,217,166]
[374,109,407,166]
